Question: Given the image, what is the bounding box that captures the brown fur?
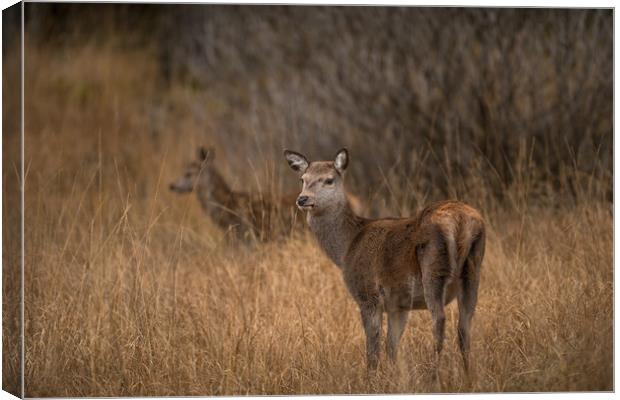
[284,148,486,376]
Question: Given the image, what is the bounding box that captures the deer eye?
[325,178,335,185]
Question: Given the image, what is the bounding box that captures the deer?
[284,148,485,380]
[170,146,365,241]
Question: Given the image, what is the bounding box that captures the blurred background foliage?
[18,4,612,213]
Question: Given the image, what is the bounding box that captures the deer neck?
[307,201,365,269]
[195,167,236,214]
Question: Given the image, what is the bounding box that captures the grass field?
[2,30,613,396]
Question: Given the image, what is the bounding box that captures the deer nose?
[297,196,309,206]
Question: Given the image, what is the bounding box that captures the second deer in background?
[170,146,365,241]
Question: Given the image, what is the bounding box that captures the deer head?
[169,146,214,193]
[284,148,349,215]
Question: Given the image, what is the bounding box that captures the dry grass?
[2,28,613,396]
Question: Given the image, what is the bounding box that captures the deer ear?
[334,148,348,173]
[198,146,214,162]
[284,150,309,175]
[198,147,208,161]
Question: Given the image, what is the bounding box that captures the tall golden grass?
[2,32,612,396]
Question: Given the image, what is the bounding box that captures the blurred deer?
[284,148,485,380]
[170,146,365,241]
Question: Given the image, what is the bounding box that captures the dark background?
[17,5,615,208]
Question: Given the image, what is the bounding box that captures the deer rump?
[342,201,485,311]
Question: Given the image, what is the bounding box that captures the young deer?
[284,148,485,376]
[170,146,365,241]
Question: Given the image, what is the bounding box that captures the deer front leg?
[360,302,383,372]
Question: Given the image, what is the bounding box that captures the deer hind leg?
[457,236,484,374]
[360,301,383,372]
[423,276,447,381]
[386,309,409,363]
[457,267,479,374]
[419,233,451,385]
